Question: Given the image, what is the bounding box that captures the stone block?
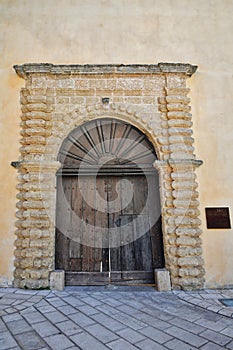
[154,268,171,291]
[50,270,64,291]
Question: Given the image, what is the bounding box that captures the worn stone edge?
[13,63,198,79]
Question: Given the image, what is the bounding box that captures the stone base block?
[154,268,171,291]
[50,270,65,291]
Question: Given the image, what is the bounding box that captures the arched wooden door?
[55,119,164,285]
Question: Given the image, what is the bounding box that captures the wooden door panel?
[55,118,165,285]
[108,175,158,274]
[56,174,164,284]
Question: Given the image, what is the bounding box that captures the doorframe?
[13,63,205,290]
[55,113,166,283]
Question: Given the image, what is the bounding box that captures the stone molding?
[14,63,197,79]
[13,62,204,290]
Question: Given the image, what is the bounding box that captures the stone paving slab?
[0,286,233,349]
[175,289,233,318]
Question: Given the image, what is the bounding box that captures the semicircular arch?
[51,104,162,161]
[57,117,158,175]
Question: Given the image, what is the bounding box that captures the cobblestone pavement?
[0,286,233,350]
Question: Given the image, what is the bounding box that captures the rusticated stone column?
[153,160,176,278]
[169,159,204,290]
[156,73,205,290]
[14,88,60,289]
[154,159,204,290]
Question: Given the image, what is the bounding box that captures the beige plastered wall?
[0,0,232,288]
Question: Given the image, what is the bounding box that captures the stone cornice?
[168,159,203,168]
[14,63,198,79]
[154,159,203,170]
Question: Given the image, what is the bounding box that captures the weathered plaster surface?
[0,0,232,288]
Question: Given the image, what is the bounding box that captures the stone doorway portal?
[13,63,205,290]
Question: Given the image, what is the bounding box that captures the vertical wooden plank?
[147,174,165,269]
[135,215,153,271]
[132,175,148,271]
[120,216,136,271]
[98,176,110,272]
[55,176,72,271]
[119,176,136,272]
[129,176,140,272]
[139,175,155,271]
[94,176,108,272]
[108,176,116,271]
[109,211,120,272]
[133,175,148,215]
[81,176,96,271]
[108,176,122,272]
[147,173,161,224]
[69,176,83,271]
[150,215,165,268]
[121,175,135,215]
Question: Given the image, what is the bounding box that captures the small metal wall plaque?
[205,207,231,229]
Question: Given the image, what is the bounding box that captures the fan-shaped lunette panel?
[58,118,157,175]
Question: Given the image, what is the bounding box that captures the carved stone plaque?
[205,207,231,229]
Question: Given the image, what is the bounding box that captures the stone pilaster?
[169,159,204,290]
[156,71,205,290]
[154,158,205,290]
[154,160,175,275]
[14,88,60,289]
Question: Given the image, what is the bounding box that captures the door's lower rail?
[65,271,154,286]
